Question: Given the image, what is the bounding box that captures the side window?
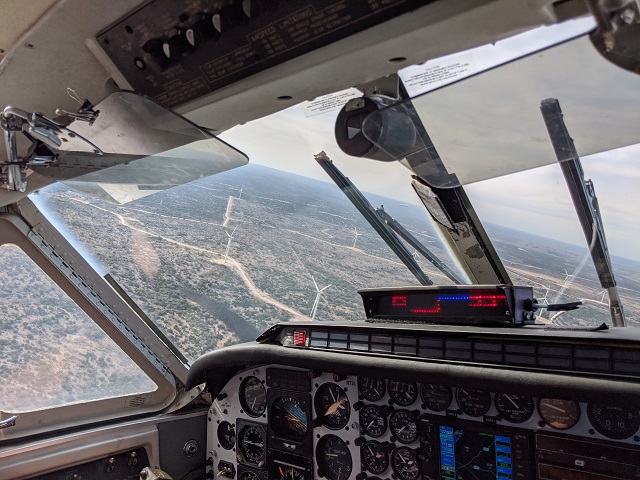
[0,244,156,413]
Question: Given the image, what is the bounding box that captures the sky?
[220,19,640,262]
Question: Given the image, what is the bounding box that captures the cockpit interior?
[1,1,640,480]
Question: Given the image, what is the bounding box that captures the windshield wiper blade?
[540,98,625,327]
[314,151,433,286]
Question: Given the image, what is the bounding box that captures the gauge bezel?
[240,376,267,418]
[238,466,267,480]
[420,384,453,412]
[217,420,235,450]
[388,380,418,406]
[360,440,389,475]
[267,389,313,457]
[390,446,420,480]
[456,388,492,417]
[587,403,640,439]
[495,393,535,424]
[389,409,420,444]
[316,434,353,480]
[538,398,581,430]
[359,404,388,438]
[237,420,267,468]
[314,382,351,430]
[358,377,386,402]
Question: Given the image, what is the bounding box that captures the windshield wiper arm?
[540,98,625,327]
[314,151,433,286]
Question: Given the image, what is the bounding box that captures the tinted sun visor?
[40,91,248,203]
[361,35,640,188]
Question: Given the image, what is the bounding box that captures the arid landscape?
[1,163,638,411]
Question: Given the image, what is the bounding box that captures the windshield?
[33,24,640,364]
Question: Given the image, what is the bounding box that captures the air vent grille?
[306,328,640,378]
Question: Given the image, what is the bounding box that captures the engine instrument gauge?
[391,446,420,480]
[389,409,419,444]
[240,376,267,417]
[217,421,235,449]
[587,403,640,439]
[238,470,261,480]
[315,383,350,430]
[316,434,352,480]
[420,384,452,412]
[359,405,387,438]
[496,393,534,423]
[361,440,389,475]
[456,388,492,417]
[358,377,386,401]
[271,396,308,441]
[273,465,309,480]
[238,424,266,466]
[388,380,418,406]
[538,398,580,430]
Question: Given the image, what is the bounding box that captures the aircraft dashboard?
[195,323,640,480]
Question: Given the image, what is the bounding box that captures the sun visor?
[362,35,640,188]
[35,91,248,204]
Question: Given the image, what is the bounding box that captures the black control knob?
[380,405,394,416]
[384,442,396,454]
[353,401,364,411]
[186,15,216,47]
[142,38,170,69]
[354,436,366,447]
[162,31,190,60]
[217,392,227,401]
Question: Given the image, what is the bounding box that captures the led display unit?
[359,286,534,326]
[420,415,533,480]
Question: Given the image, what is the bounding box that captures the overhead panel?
[97,0,429,108]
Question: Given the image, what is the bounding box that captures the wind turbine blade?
[225,231,231,238]
[231,226,238,235]
[312,276,319,291]
[320,284,332,291]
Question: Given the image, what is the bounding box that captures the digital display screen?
[439,426,513,480]
[362,287,511,323]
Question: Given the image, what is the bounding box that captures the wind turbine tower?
[310,276,332,320]
[223,226,237,262]
[352,227,362,248]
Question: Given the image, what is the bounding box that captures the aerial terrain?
[1,163,638,411]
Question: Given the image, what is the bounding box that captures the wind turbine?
[352,227,361,248]
[598,289,607,303]
[537,286,551,319]
[310,276,332,320]
[237,184,243,199]
[223,226,237,262]
[562,269,575,285]
[412,250,420,260]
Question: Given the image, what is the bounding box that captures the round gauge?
[359,405,388,438]
[239,470,261,480]
[538,398,580,430]
[456,388,492,417]
[389,409,419,444]
[359,377,386,402]
[420,384,452,412]
[238,424,266,465]
[388,380,418,406]
[240,376,267,417]
[217,421,235,449]
[315,383,350,430]
[496,393,535,424]
[273,465,308,480]
[587,403,640,440]
[316,434,352,480]
[391,446,420,480]
[361,440,389,475]
[271,396,308,441]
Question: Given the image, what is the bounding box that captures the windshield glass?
[32,23,640,363]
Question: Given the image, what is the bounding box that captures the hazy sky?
[220,19,640,262]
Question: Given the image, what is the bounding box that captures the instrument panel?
[208,366,640,480]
